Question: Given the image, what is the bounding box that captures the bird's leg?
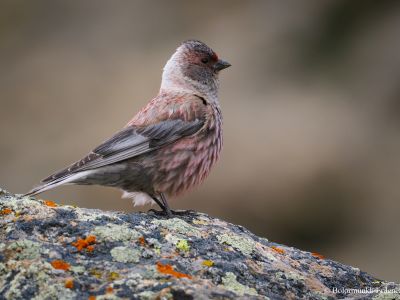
[149,195,166,212]
[160,193,173,218]
[160,193,193,216]
[148,194,173,218]
[149,193,191,218]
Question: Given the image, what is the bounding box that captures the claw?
[148,208,173,218]
[147,208,193,218]
[170,209,194,216]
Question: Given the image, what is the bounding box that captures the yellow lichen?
[176,240,190,252]
[107,271,120,281]
[202,260,214,267]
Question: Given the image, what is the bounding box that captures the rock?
[0,188,398,299]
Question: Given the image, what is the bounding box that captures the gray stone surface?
[0,188,399,299]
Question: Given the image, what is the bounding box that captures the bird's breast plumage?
[153,103,223,196]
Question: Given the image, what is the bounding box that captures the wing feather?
[42,118,204,183]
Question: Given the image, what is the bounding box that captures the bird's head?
[161,40,231,100]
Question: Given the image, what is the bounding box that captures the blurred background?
[1,0,400,281]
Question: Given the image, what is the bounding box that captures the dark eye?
[201,58,209,64]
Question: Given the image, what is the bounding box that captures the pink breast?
[154,119,223,196]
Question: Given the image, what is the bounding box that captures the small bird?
[25,40,231,217]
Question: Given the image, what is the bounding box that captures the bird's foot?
[147,209,194,218]
[148,208,173,218]
[170,209,196,216]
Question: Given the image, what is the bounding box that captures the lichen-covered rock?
[0,188,399,299]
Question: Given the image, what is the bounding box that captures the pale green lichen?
[92,224,141,242]
[111,246,141,263]
[8,239,41,260]
[142,265,159,280]
[96,294,123,300]
[70,265,85,274]
[146,237,162,249]
[262,249,278,262]
[217,233,255,256]
[373,292,400,300]
[152,218,201,237]
[76,209,119,222]
[309,291,331,300]
[165,233,181,244]
[372,283,400,300]
[219,272,259,297]
[276,270,305,282]
[34,283,77,300]
[3,196,42,212]
[164,234,190,252]
[5,260,77,300]
[137,290,157,300]
[115,273,142,289]
[0,262,6,274]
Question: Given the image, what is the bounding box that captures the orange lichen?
[88,296,96,300]
[106,286,113,293]
[50,260,70,271]
[271,246,285,255]
[312,252,325,259]
[44,200,57,207]
[86,235,96,244]
[72,235,96,251]
[138,236,146,246]
[65,278,74,289]
[0,208,12,215]
[161,254,177,259]
[156,262,192,279]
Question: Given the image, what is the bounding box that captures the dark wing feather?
[42,119,204,183]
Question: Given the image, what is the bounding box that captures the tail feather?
[24,170,95,197]
[23,178,69,197]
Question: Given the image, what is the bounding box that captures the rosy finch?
[25,40,230,217]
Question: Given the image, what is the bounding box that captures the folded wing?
[41,118,204,184]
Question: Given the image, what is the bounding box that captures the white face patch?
[121,191,155,207]
[160,46,185,91]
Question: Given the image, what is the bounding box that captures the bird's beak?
[214,59,231,72]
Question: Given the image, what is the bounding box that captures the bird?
[24,40,231,217]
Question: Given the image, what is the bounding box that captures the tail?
[23,177,70,197]
[23,169,95,197]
